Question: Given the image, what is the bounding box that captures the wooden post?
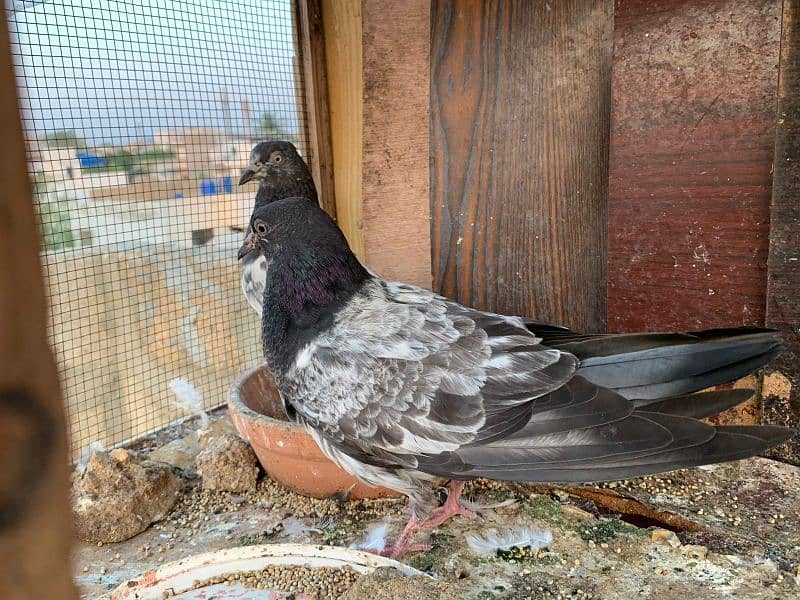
[321,0,432,288]
[296,0,337,219]
[763,0,800,465]
[321,0,364,257]
[431,0,612,331]
[0,14,77,599]
[361,0,432,288]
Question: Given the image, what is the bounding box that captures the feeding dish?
[107,543,425,599]
[228,364,399,500]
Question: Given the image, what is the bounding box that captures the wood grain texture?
[0,14,77,599]
[608,0,781,332]
[321,0,364,257]
[431,0,612,331]
[362,0,432,288]
[296,0,337,219]
[763,0,800,465]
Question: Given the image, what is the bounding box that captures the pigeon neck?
[255,173,318,207]
[261,247,369,375]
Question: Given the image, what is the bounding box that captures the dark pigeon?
[237,141,318,315]
[238,196,792,558]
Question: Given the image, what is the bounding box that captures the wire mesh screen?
[6,0,312,461]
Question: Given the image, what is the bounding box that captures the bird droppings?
[577,518,639,544]
[73,413,800,599]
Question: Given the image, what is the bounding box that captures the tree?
[259,112,282,134]
[42,129,86,149]
[32,177,74,252]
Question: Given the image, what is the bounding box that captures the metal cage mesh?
[7,0,311,460]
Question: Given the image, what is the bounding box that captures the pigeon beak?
[237,232,257,260]
[238,166,257,185]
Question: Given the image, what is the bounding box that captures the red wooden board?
[608,0,781,332]
[763,0,800,465]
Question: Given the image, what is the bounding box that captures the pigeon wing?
[282,280,585,468]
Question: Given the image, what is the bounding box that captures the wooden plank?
[763,0,800,465]
[431,0,612,331]
[321,0,364,257]
[362,0,432,288]
[608,0,782,333]
[0,14,77,599]
[290,4,310,157]
[296,0,337,219]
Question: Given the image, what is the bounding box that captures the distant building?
[153,127,250,180]
[28,145,127,199]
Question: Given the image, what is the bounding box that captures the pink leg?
[381,481,477,559]
[424,480,477,527]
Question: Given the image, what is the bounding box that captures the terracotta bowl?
[227,364,399,500]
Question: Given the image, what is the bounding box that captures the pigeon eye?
[255,221,268,235]
[273,154,283,164]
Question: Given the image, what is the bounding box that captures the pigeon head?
[237,141,317,264]
[238,141,314,194]
[238,196,357,269]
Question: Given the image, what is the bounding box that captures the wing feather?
[281,279,593,469]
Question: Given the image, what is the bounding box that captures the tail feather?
[635,388,754,417]
[614,346,781,400]
[527,326,782,400]
[458,425,792,483]
[415,325,790,485]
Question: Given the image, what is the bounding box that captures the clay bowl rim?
[228,363,402,500]
[227,363,298,434]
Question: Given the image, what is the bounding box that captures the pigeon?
[237,140,385,318]
[238,196,792,558]
[237,141,318,316]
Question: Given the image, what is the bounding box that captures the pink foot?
[379,481,478,559]
[424,481,478,528]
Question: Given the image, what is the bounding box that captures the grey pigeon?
[238,196,792,558]
[237,141,317,315]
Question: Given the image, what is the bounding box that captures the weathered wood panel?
[296,0,337,219]
[321,0,364,257]
[0,13,77,599]
[362,0,432,288]
[763,0,800,465]
[431,0,612,331]
[608,0,782,332]
[322,0,431,287]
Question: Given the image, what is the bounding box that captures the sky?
[6,0,301,146]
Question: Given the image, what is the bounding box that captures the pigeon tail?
[530,326,782,401]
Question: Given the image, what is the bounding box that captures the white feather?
[75,441,105,471]
[349,521,390,553]
[465,525,552,555]
[461,497,518,512]
[168,378,209,428]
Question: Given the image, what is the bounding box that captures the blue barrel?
[222,176,234,193]
[200,179,217,195]
[77,152,106,168]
